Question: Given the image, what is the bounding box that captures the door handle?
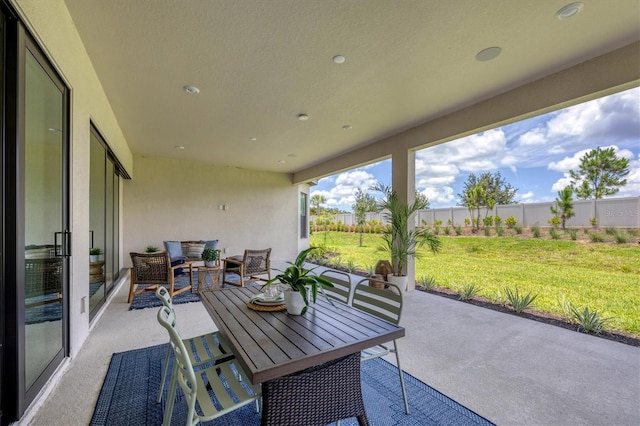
[55,231,72,257]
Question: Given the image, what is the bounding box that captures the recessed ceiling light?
[342,124,352,130]
[298,114,309,121]
[475,47,502,61]
[249,137,257,141]
[174,145,185,150]
[183,85,200,94]
[333,55,346,64]
[278,160,286,164]
[555,2,584,20]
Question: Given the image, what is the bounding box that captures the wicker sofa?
[163,240,221,265]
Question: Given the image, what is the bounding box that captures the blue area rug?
[90,343,494,426]
[128,271,252,311]
[25,281,103,325]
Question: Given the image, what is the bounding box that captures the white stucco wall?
[123,156,303,266]
[13,0,134,356]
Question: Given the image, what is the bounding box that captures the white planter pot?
[89,255,99,263]
[387,274,408,291]
[204,260,215,267]
[284,289,308,315]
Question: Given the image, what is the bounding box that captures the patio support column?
[391,147,417,291]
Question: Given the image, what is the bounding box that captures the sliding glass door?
[89,124,120,319]
[22,30,69,403]
[1,5,70,420]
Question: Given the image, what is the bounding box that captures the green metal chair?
[155,287,235,403]
[320,269,353,305]
[319,269,353,305]
[352,277,409,415]
[157,305,262,426]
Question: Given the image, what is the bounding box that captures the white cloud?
[311,170,378,211]
[550,174,573,192]
[547,149,590,172]
[548,145,565,154]
[519,191,535,202]
[518,127,546,146]
[420,186,456,205]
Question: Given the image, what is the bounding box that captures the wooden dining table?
[199,285,405,426]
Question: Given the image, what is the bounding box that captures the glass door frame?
[11,21,69,416]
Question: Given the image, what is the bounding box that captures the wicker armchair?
[128,252,193,303]
[25,258,63,307]
[222,248,271,287]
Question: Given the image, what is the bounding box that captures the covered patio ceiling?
[62,0,639,176]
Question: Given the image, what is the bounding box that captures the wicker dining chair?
[128,252,193,303]
[156,305,261,426]
[154,287,235,403]
[222,248,272,287]
[352,277,409,415]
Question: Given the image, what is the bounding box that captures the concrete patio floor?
[25,268,640,426]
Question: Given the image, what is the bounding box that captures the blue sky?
[312,87,640,212]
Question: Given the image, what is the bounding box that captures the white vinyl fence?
[312,196,640,228]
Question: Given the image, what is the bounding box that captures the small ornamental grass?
[345,259,357,273]
[614,231,629,244]
[417,275,437,291]
[531,224,541,238]
[560,298,612,334]
[458,283,480,301]
[504,287,537,313]
[589,233,606,243]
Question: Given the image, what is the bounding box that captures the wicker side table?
[196,265,220,292]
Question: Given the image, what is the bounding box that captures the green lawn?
[310,231,640,336]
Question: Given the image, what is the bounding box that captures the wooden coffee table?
[196,265,220,292]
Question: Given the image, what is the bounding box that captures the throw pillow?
[185,242,205,259]
[163,241,183,261]
[201,239,219,250]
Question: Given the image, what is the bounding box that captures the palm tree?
[371,184,441,276]
[550,186,575,229]
[310,194,326,217]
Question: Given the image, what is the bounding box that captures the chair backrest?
[352,278,403,325]
[242,248,271,275]
[130,252,171,283]
[156,306,198,411]
[319,270,352,305]
[156,286,172,309]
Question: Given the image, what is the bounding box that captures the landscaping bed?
[417,285,640,348]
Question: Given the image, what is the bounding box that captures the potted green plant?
[89,247,102,262]
[372,183,441,290]
[263,247,333,315]
[145,245,159,253]
[201,248,218,267]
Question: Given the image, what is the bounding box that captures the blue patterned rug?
[90,343,494,425]
[128,271,255,311]
[26,281,103,324]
